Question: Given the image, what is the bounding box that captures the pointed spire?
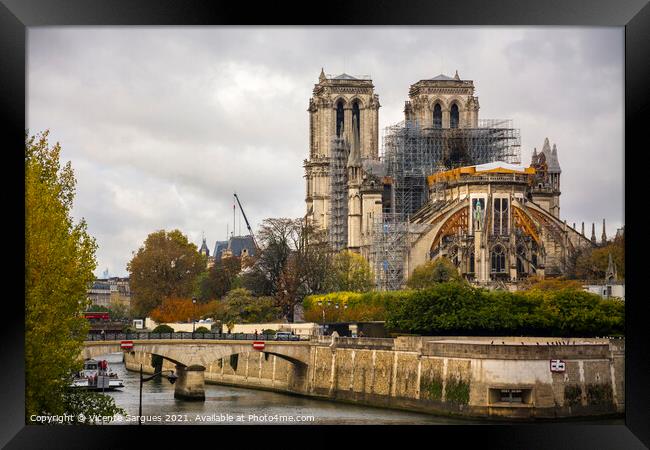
[573,223,576,230]
[531,147,538,165]
[601,218,607,244]
[606,252,617,282]
[591,222,597,244]
[581,222,585,236]
[454,70,460,81]
[319,67,326,82]
[542,137,551,154]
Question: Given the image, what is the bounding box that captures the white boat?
[71,359,125,391]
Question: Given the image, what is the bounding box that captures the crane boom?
[233,193,259,250]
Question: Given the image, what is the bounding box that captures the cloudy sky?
[27,27,624,277]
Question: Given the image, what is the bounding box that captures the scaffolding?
[328,137,349,251]
[371,118,521,290]
[383,119,521,217]
[371,213,410,291]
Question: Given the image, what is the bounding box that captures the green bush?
[151,324,175,333]
[194,326,210,333]
[262,329,277,335]
[305,282,624,337]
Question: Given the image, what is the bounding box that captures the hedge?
[304,282,624,337]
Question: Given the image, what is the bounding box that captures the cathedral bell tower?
[304,69,380,230]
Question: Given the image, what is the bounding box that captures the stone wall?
[123,338,624,420]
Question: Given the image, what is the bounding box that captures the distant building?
[87,277,131,309]
[211,235,256,262]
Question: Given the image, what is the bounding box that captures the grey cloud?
[28,27,624,276]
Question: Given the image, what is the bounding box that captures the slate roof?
[228,235,256,257]
[213,241,228,261]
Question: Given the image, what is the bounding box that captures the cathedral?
[304,69,597,289]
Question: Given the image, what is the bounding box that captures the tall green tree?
[326,250,375,293]
[25,131,121,420]
[127,229,206,317]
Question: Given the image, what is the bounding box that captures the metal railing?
[85,332,309,342]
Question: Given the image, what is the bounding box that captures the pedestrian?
[100,329,105,340]
[254,329,258,339]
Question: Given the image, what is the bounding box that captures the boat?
[71,358,125,391]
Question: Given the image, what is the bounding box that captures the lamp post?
[192,297,197,334]
[138,364,177,425]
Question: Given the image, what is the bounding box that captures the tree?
[222,288,281,324]
[194,256,242,301]
[326,250,374,292]
[244,218,332,321]
[406,257,461,289]
[25,130,121,419]
[127,229,206,317]
[149,297,201,324]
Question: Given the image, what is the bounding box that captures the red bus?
[84,311,110,322]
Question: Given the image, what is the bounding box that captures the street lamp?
[192,297,197,334]
[139,364,177,426]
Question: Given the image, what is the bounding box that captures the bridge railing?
[85,332,309,342]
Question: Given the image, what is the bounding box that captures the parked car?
[275,331,299,341]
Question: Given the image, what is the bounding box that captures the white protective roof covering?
[474,161,528,173]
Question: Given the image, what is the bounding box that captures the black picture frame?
[2,0,648,448]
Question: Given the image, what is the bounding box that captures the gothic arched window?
[336,100,345,137]
[469,252,475,273]
[433,103,442,129]
[450,103,460,129]
[491,245,506,273]
[352,100,361,137]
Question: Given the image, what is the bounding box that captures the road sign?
[252,341,265,350]
[120,340,134,350]
[550,359,566,372]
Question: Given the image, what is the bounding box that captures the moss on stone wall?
[445,377,470,405]
[420,375,443,401]
[586,383,613,405]
[564,385,582,406]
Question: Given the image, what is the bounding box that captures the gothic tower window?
[352,100,361,137]
[516,245,526,275]
[469,252,475,273]
[450,103,460,129]
[492,198,509,235]
[336,100,345,137]
[491,245,506,273]
[433,103,442,129]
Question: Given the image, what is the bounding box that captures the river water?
[99,353,479,425]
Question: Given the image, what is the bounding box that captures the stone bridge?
[82,339,312,401]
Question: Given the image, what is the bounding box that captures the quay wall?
[123,337,624,420]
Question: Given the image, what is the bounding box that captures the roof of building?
[430,73,455,81]
[333,73,358,80]
[427,161,535,186]
[228,235,256,257]
[213,240,229,260]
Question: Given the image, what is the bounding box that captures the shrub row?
[305,282,624,337]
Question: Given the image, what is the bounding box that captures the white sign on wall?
[550,359,566,372]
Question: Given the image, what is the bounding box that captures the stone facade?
[114,336,624,419]
[406,160,593,283]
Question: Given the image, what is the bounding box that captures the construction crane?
[233,192,259,251]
